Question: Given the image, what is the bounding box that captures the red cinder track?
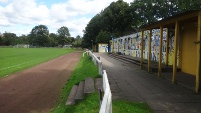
[0,51,82,113]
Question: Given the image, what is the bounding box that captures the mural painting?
[112,28,176,66]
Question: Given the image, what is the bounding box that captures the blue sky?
[0,0,133,37]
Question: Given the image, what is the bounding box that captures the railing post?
[99,62,102,76]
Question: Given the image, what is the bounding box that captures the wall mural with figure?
[112,28,176,65]
[167,29,175,65]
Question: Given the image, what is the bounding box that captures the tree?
[49,33,59,47]
[178,0,201,12]
[96,30,110,43]
[57,26,71,45]
[101,0,131,34]
[30,25,49,47]
[16,35,29,44]
[0,34,2,45]
[72,35,82,48]
[82,0,201,49]
[82,0,131,48]
[82,14,102,48]
[130,0,158,26]
[2,32,17,46]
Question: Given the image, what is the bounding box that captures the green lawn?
[0,48,75,77]
[52,55,153,113]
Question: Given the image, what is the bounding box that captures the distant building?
[63,44,72,48]
[14,44,30,48]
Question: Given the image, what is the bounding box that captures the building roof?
[140,10,201,30]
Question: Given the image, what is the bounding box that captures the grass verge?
[0,48,75,77]
[52,55,99,113]
[113,100,153,113]
[52,55,153,113]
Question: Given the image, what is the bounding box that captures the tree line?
[82,0,201,48]
[0,25,82,48]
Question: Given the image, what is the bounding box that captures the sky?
[0,0,133,37]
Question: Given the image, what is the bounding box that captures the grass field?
[0,48,75,77]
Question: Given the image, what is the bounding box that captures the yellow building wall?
[98,43,108,52]
[181,22,197,75]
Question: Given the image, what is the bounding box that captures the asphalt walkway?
[94,52,201,113]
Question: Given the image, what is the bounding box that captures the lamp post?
[108,35,113,53]
[91,40,93,52]
[111,35,114,53]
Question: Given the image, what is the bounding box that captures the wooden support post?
[158,26,163,77]
[140,31,144,69]
[172,21,179,84]
[195,13,201,93]
[165,28,169,66]
[148,29,152,73]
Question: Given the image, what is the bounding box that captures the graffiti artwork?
[112,28,175,65]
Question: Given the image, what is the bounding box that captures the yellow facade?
[98,43,108,53]
[181,22,197,75]
[138,10,201,93]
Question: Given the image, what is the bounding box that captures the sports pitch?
[0,48,75,77]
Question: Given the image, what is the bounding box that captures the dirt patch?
[0,51,82,113]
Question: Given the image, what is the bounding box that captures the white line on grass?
[0,58,45,71]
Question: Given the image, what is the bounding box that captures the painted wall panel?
[112,29,175,65]
[181,22,197,75]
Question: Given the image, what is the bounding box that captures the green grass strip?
[52,55,153,113]
[0,48,75,77]
[52,55,99,113]
[113,100,153,113]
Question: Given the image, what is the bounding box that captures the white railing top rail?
[99,70,112,113]
[87,50,103,76]
[88,50,102,63]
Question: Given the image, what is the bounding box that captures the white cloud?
[0,0,8,3]
[0,0,133,37]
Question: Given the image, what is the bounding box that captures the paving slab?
[75,81,85,100]
[66,85,78,105]
[94,52,201,113]
[84,77,95,94]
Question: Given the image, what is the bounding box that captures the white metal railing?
[99,70,112,113]
[86,50,112,113]
[88,50,103,76]
[82,50,89,57]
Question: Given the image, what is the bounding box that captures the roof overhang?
[140,10,201,30]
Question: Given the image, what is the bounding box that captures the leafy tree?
[101,0,131,34]
[96,30,110,43]
[178,0,201,12]
[57,26,71,45]
[30,25,49,47]
[16,35,29,44]
[82,0,130,48]
[49,33,59,47]
[130,0,159,26]
[82,14,102,48]
[2,32,17,46]
[0,34,2,45]
[72,35,82,47]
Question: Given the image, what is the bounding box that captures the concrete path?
[95,53,201,113]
